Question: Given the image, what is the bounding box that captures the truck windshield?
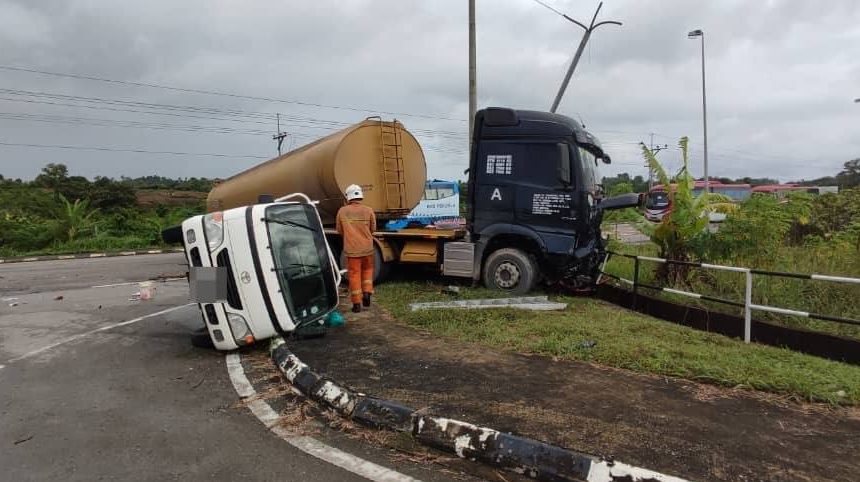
[264,204,337,326]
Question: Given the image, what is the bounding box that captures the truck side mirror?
[557,143,571,186]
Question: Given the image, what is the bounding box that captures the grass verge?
[376,279,860,405]
[604,240,860,340]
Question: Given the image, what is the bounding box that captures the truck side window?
[578,147,599,192]
[557,143,571,186]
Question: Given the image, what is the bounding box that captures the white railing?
[600,251,860,343]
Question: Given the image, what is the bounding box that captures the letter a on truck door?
[474,147,515,226]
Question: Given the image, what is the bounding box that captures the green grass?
[0,235,162,258]
[376,280,860,405]
[604,241,860,340]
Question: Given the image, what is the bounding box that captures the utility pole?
[647,133,668,190]
[549,2,621,113]
[273,113,288,156]
[688,29,709,193]
[468,0,477,154]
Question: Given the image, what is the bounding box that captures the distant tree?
[34,163,69,200]
[89,177,136,211]
[59,176,92,202]
[837,159,860,188]
[609,181,634,196]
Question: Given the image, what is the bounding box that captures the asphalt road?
[0,253,452,481]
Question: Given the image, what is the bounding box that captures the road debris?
[13,435,34,445]
[54,295,64,301]
[409,296,568,312]
[442,285,461,296]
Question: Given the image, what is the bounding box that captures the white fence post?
[744,270,752,343]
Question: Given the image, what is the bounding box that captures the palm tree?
[639,137,735,283]
[56,194,99,241]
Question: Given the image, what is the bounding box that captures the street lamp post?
[688,29,709,194]
[549,2,621,113]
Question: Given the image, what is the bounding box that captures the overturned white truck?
[181,194,342,350]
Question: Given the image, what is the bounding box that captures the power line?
[0,141,271,159]
[530,0,573,21]
[0,65,467,122]
[0,89,470,139]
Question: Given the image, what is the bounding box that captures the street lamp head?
[688,29,703,38]
[855,98,860,103]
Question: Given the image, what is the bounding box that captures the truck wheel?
[338,244,390,284]
[482,248,537,295]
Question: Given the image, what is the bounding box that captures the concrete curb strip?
[409,296,569,312]
[0,247,184,264]
[270,339,686,482]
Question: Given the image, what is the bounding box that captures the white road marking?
[4,304,193,366]
[225,354,421,482]
[91,278,186,289]
[587,460,687,482]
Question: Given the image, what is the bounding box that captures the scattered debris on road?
[54,295,64,301]
[13,435,34,445]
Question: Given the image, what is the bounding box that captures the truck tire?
[482,248,537,295]
[338,244,390,284]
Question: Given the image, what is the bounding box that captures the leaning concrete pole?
[549,2,621,113]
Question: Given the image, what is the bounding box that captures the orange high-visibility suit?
[335,202,377,304]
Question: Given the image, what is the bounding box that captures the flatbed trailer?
[324,226,468,281]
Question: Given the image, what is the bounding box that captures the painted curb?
[270,339,686,482]
[0,248,185,264]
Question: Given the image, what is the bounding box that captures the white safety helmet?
[344,184,364,201]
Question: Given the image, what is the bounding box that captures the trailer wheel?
[482,248,537,295]
[338,244,390,284]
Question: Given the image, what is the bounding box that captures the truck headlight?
[203,212,224,249]
[227,313,255,345]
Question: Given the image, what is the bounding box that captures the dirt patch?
[240,347,529,482]
[256,298,860,482]
[135,190,206,207]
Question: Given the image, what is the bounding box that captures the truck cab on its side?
[466,107,637,293]
[181,194,341,350]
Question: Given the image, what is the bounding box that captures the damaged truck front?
[181,194,341,350]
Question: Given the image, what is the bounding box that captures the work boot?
[352,303,361,313]
[362,293,372,307]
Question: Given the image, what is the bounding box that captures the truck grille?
[189,247,202,267]
[215,249,243,310]
[203,304,218,325]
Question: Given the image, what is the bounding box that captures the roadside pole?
[548,2,622,113]
[468,0,477,154]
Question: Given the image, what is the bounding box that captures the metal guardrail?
[600,251,860,343]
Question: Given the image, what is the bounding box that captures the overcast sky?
[1,0,858,184]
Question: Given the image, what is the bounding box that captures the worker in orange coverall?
[336,184,377,313]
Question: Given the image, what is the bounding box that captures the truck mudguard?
[472,223,547,281]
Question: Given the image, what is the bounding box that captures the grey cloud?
[0,0,857,184]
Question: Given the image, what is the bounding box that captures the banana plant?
[638,137,736,283]
[56,194,99,242]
